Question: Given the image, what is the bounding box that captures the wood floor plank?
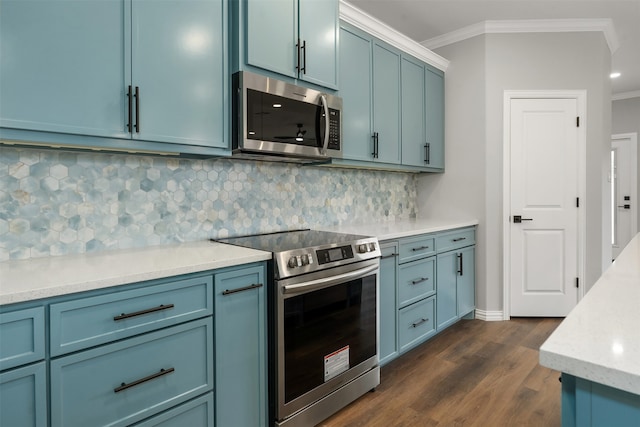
[319,318,562,427]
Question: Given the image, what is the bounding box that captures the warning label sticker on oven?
[324,345,350,382]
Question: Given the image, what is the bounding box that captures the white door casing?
[611,133,638,259]
[503,91,586,318]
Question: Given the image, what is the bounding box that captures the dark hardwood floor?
[319,318,562,427]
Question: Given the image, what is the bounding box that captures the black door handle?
[617,205,631,209]
[513,215,533,223]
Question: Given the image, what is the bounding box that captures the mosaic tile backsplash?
[0,147,417,261]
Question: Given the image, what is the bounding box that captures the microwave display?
[246,89,340,150]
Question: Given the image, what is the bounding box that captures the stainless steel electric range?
[217,229,381,427]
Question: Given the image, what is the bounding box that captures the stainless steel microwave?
[232,71,342,163]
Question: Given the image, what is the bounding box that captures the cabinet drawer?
[50,275,213,356]
[0,361,47,427]
[398,235,436,263]
[436,228,475,253]
[0,306,45,371]
[50,318,213,427]
[399,297,435,353]
[398,257,435,307]
[133,393,214,427]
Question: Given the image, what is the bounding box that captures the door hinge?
[576,197,580,207]
[575,277,579,288]
[576,116,580,127]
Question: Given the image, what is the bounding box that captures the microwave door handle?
[320,94,330,155]
[282,264,379,296]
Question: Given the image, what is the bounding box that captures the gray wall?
[612,97,640,230]
[418,31,611,314]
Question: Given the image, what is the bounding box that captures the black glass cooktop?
[215,229,370,253]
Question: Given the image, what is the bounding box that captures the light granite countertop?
[0,241,271,306]
[540,233,640,395]
[318,217,479,241]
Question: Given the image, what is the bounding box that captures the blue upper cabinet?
[132,0,227,149]
[240,0,338,90]
[338,25,373,162]
[400,57,427,168]
[372,42,402,164]
[0,0,129,139]
[425,67,445,170]
[0,0,228,155]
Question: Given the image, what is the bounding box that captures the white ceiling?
[346,0,640,96]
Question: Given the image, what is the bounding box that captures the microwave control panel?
[327,108,341,150]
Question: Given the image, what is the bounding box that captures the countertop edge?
[318,218,479,241]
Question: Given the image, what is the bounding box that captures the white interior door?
[611,134,638,259]
[509,98,580,317]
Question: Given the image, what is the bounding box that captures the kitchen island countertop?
[0,241,271,305]
[540,233,640,395]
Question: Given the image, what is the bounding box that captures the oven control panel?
[316,245,354,265]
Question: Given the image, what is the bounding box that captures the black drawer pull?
[411,245,430,252]
[411,318,429,328]
[381,253,398,259]
[411,277,429,285]
[114,367,175,393]
[452,237,467,242]
[222,283,263,296]
[113,304,175,321]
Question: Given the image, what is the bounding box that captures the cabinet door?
[457,246,475,317]
[0,0,129,138]
[425,68,445,169]
[436,251,458,330]
[299,0,338,89]
[132,0,227,148]
[379,243,398,366]
[372,42,401,164]
[401,57,427,167]
[245,0,297,79]
[339,25,374,162]
[214,265,267,427]
[0,362,47,427]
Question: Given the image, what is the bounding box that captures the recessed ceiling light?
[610,72,621,79]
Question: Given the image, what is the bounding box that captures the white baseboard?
[474,309,504,321]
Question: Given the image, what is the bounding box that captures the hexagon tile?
[0,146,417,261]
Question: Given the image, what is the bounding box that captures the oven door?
[275,259,379,422]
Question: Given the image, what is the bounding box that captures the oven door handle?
[282,264,379,296]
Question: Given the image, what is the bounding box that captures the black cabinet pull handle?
[113,304,175,321]
[222,283,263,296]
[127,85,133,133]
[411,318,429,328]
[296,38,301,72]
[411,245,430,252]
[381,253,398,259]
[452,237,466,242]
[114,367,175,393]
[425,143,430,164]
[371,132,379,158]
[457,253,464,276]
[301,40,306,74]
[134,86,140,133]
[410,277,429,285]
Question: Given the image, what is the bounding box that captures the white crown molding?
[422,19,619,54]
[613,90,640,101]
[339,0,450,71]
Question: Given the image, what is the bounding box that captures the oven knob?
[288,257,298,268]
[369,242,376,251]
[301,254,309,265]
[357,244,368,253]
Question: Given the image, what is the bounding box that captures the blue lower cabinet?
[0,306,45,371]
[133,393,214,427]
[50,318,214,427]
[0,362,47,427]
[398,296,436,353]
[214,265,267,427]
[562,374,640,427]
